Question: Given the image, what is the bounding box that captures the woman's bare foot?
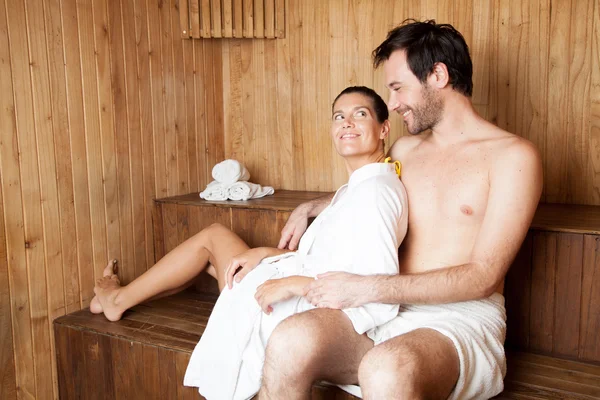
[92,260,124,321]
[90,260,118,314]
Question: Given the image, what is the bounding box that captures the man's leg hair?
[359,328,459,400]
[258,308,373,400]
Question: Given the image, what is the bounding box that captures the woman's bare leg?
[91,223,249,321]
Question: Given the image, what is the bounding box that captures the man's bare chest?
[400,154,491,223]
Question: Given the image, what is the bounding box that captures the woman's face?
[331,93,388,158]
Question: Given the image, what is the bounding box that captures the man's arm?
[305,139,542,307]
[368,139,543,305]
[277,193,334,250]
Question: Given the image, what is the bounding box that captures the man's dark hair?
[373,19,473,97]
[332,86,389,123]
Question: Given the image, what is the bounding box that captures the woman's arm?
[277,193,334,250]
[254,276,313,314]
[226,247,296,288]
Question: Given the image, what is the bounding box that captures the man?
[259,20,543,399]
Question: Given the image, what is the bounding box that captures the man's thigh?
[265,308,374,385]
[364,328,460,399]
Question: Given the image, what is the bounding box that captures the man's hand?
[255,276,311,314]
[277,206,309,250]
[304,272,372,309]
[225,248,268,289]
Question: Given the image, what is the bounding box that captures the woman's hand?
[225,248,269,289]
[255,276,312,314]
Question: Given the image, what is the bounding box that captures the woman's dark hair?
[372,19,473,97]
[332,86,389,123]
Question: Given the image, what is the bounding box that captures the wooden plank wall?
[153,201,291,295]
[505,231,600,363]
[220,0,600,205]
[180,0,285,38]
[0,0,223,398]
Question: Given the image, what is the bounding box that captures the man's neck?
[429,93,484,146]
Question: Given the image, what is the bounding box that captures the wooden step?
[55,291,600,399]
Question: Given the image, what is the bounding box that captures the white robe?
[184,163,409,399]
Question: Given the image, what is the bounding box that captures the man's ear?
[428,62,450,89]
[380,120,391,140]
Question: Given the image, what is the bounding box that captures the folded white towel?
[199,181,229,201]
[212,159,250,184]
[228,182,274,201]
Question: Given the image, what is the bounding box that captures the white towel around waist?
[212,159,250,184]
[339,294,507,400]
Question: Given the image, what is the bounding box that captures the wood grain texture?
[1,0,223,396]
[529,232,556,353]
[213,0,600,205]
[54,292,600,400]
[580,235,600,362]
[505,232,532,350]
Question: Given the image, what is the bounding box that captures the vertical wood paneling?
[231,209,279,247]
[222,0,233,37]
[2,0,223,396]
[134,0,157,271]
[505,232,532,350]
[64,0,96,307]
[591,0,600,204]
[94,0,122,268]
[211,0,222,38]
[46,0,80,316]
[553,233,584,357]
[566,0,594,204]
[109,0,136,285]
[190,0,200,37]
[529,232,556,353]
[0,82,16,399]
[580,235,600,361]
[7,0,54,397]
[77,0,110,292]
[161,0,178,197]
[215,0,600,201]
[242,0,253,38]
[122,0,148,280]
[1,0,36,395]
[233,0,243,38]
[545,0,571,203]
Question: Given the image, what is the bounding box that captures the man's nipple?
[460,205,474,216]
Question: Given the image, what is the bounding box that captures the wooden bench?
[55,191,600,399]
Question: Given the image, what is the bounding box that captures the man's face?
[384,50,443,135]
[330,93,387,158]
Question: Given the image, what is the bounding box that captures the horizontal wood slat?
[180,0,285,38]
[54,292,600,400]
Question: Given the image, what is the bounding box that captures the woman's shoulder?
[351,173,407,207]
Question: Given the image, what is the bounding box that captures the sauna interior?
[1,0,599,398]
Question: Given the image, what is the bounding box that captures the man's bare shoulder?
[480,123,543,182]
[387,133,429,160]
[482,123,541,166]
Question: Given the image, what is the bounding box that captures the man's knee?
[265,310,329,375]
[358,341,426,398]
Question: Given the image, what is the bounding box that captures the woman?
[91,86,408,399]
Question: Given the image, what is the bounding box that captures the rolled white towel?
[199,180,229,201]
[228,182,274,201]
[212,159,250,184]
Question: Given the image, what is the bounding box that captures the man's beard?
[405,85,443,135]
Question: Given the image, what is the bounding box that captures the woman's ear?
[380,120,391,140]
